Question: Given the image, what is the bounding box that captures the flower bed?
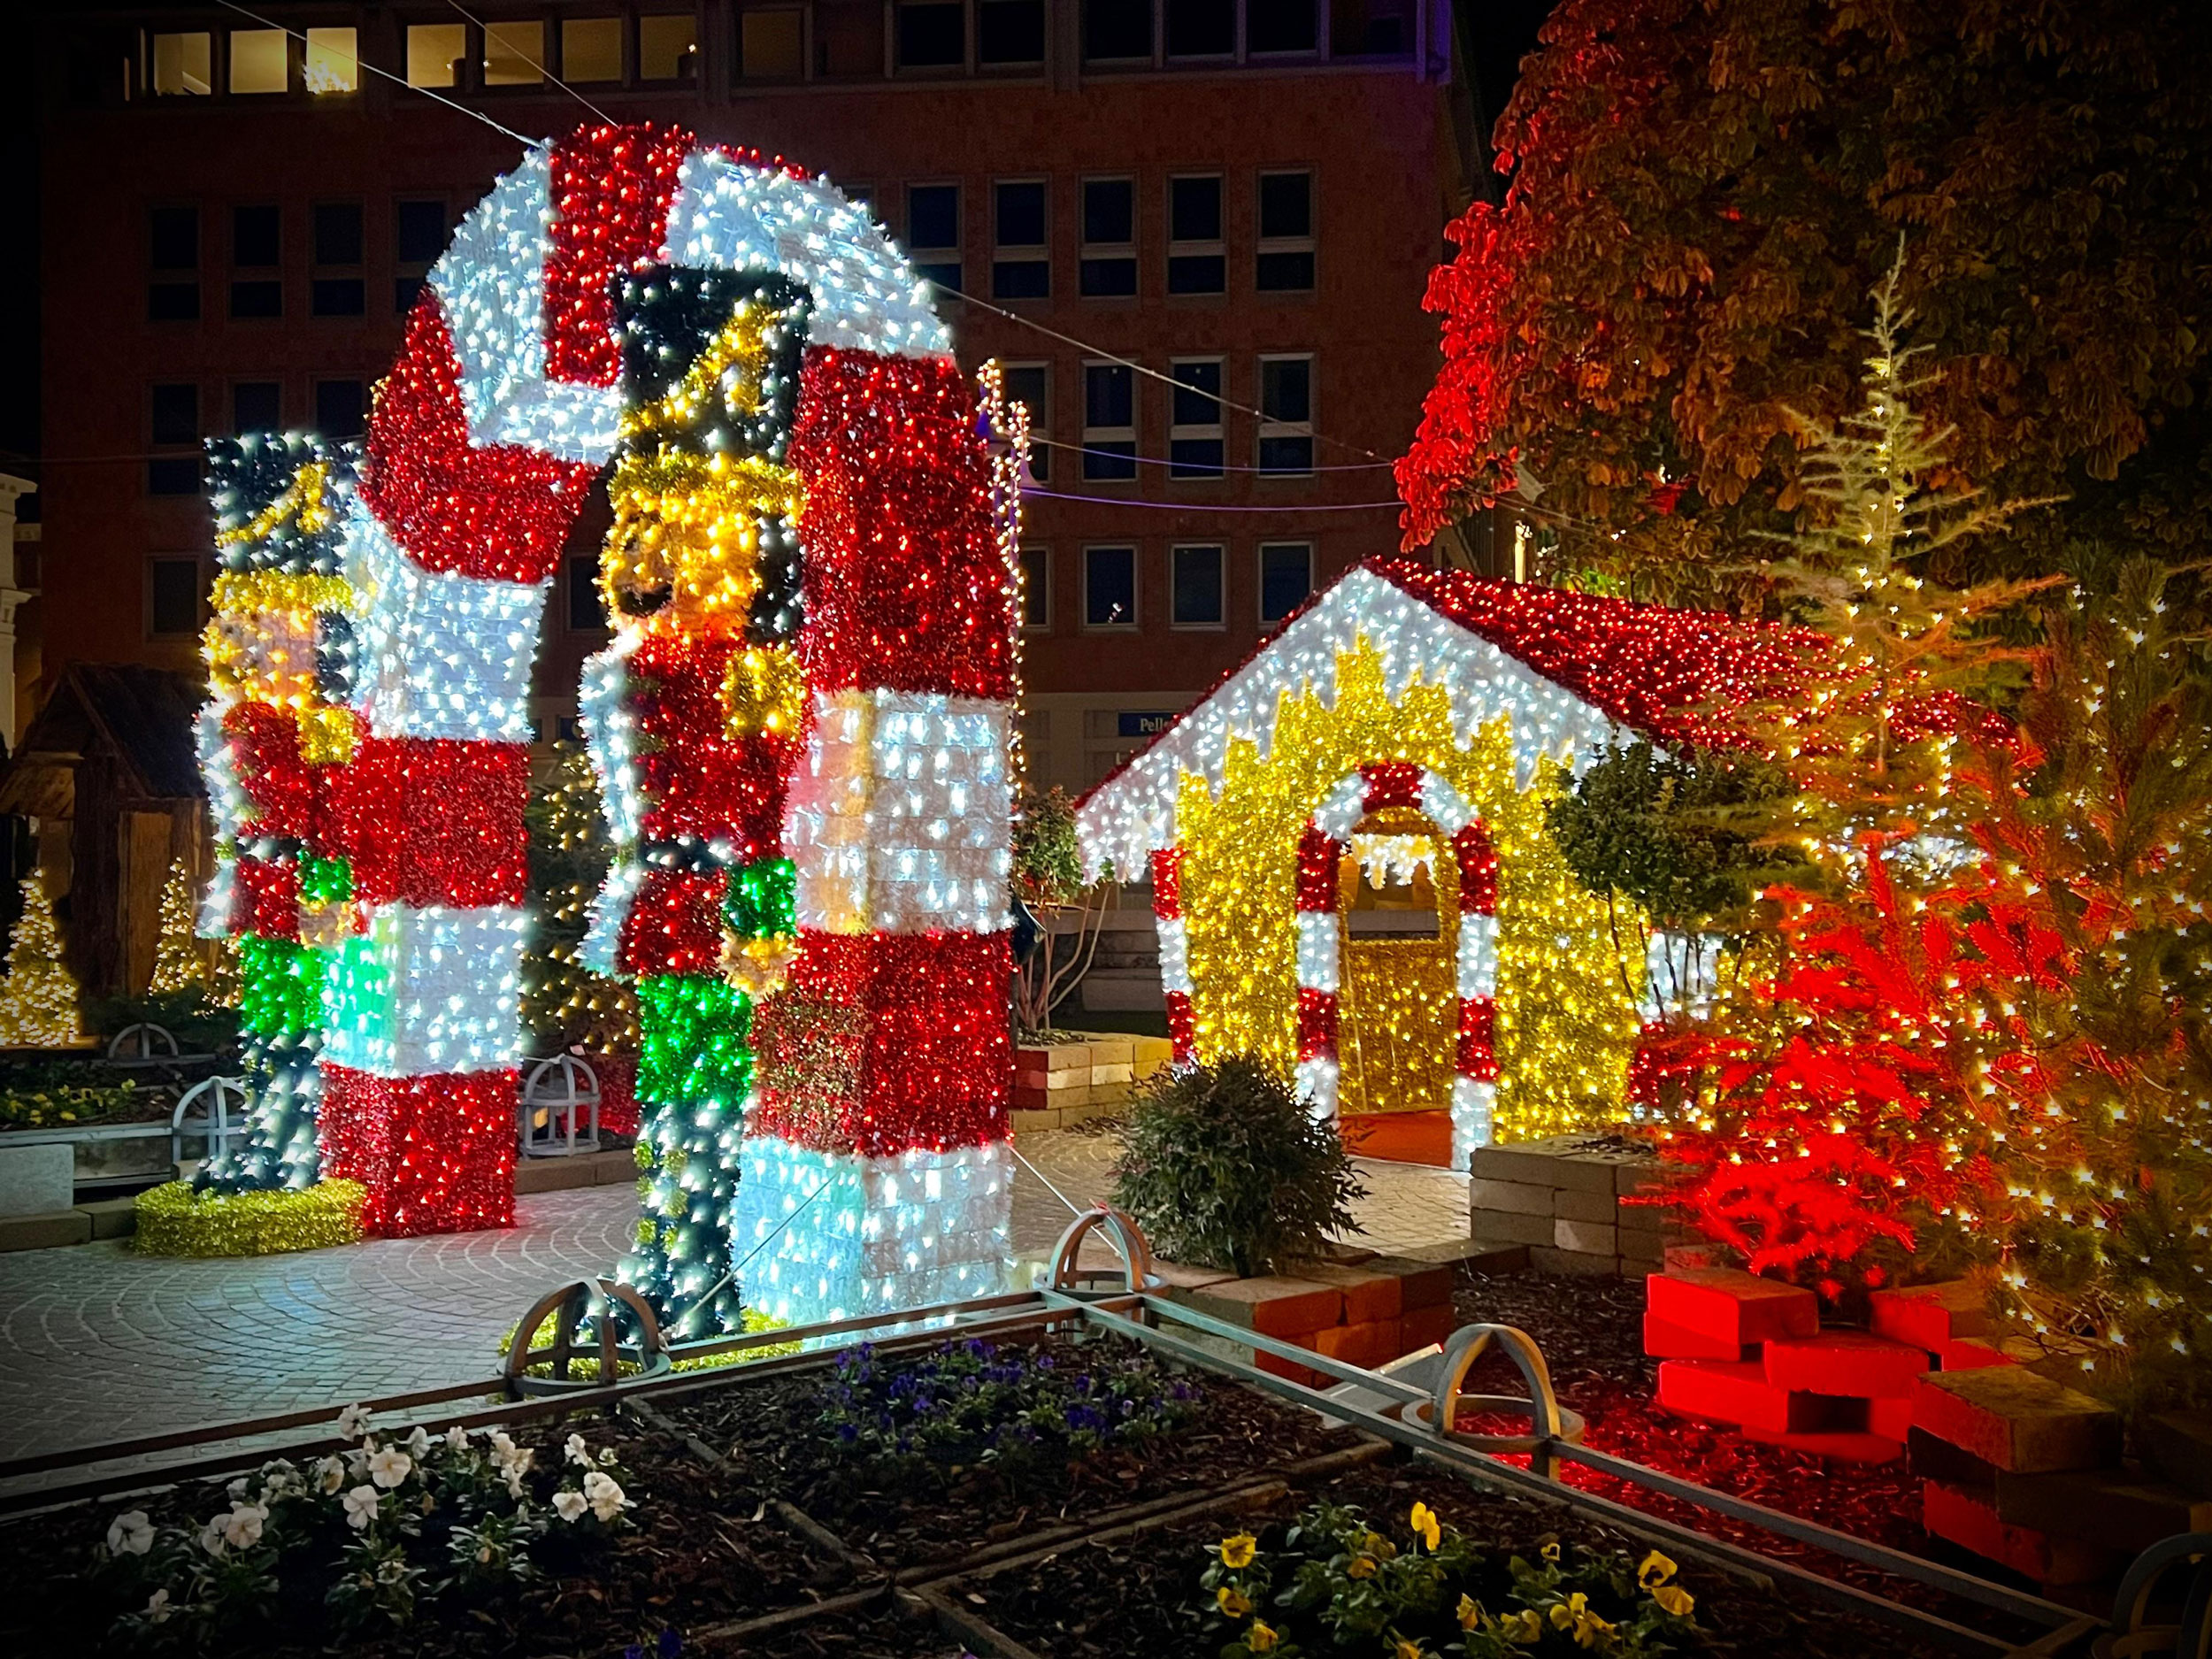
[0,1063,170,1132]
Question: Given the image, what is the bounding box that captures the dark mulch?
[652,1332,1361,1578]
[957,1461,1967,1659]
[1446,1270,2050,1627]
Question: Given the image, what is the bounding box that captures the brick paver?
[0,1131,1467,1463]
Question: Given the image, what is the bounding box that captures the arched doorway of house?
[1335,806,1459,1166]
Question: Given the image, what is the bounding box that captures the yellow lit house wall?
[1171,639,1645,1142]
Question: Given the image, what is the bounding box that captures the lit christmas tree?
[0,873,84,1048]
[148,856,210,995]
[522,745,637,1055]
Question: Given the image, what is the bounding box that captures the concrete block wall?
[1468,1135,1688,1276]
[1012,1031,1175,1132]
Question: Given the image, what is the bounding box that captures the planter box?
[1012,1031,1175,1132]
[1161,1250,1460,1387]
[4,1119,189,1188]
[1469,1135,1688,1276]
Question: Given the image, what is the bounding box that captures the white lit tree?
[0,874,84,1048]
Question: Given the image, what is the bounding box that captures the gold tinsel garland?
[134,1179,366,1256]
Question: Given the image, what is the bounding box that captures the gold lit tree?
[148,856,210,995]
[0,873,84,1048]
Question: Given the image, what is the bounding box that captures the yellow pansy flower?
[1637,1549,1678,1589]
[1345,1553,1378,1579]
[1409,1502,1441,1551]
[1456,1594,1483,1631]
[1363,1530,1398,1562]
[1219,1533,1258,1570]
[1248,1621,1279,1654]
[1505,1609,1546,1644]
[1393,1638,1427,1659]
[1217,1586,1253,1617]
[1652,1583,1695,1618]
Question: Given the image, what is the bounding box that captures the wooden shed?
[0,664,207,996]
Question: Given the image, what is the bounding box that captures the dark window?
[1171,544,1225,626]
[231,280,282,319]
[568,556,607,632]
[1259,542,1313,623]
[233,381,281,434]
[1259,356,1314,473]
[1082,363,1135,481]
[233,204,280,267]
[1169,359,1224,479]
[1080,178,1137,298]
[316,378,365,439]
[150,383,198,446]
[1333,0,1410,56]
[312,203,363,267]
[1020,544,1050,629]
[908,183,961,293]
[1257,171,1316,291]
[150,558,204,636]
[1084,546,1137,627]
[895,0,964,68]
[149,206,199,321]
[979,0,1045,63]
[1083,0,1151,60]
[1002,362,1049,482]
[396,200,446,265]
[1165,0,1233,57]
[993,180,1048,300]
[1168,175,1225,295]
[1249,0,1318,52]
[313,280,365,316]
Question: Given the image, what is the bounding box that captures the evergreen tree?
[522,745,637,1055]
[148,856,209,995]
[0,874,84,1048]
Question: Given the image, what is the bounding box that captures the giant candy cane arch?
[212,122,1018,1269]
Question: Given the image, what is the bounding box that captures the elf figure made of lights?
[188,123,1019,1307]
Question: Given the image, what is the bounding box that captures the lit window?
[562,18,623,83]
[908,184,961,294]
[1259,542,1314,624]
[1250,0,1319,53]
[1083,0,1151,61]
[1021,545,1052,630]
[1002,362,1050,483]
[1084,546,1138,628]
[483,21,545,85]
[1167,175,1225,296]
[228,29,288,95]
[1171,544,1225,627]
[640,13,699,81]
[1165,0,1233,58]
[979,0,1045,65]
[151,32,212,96]
[305,27,359,92]
[1082,362,1135,482]
[407,24,466,88]
[739,9,804,81]
[1169,359,1224,480]
[1258,355,1315,475]
[1080,178,1136,298]
[1257,171,1316,292]
[993,180,1048,301]
[150,558,205,638]
[895,0,964,69]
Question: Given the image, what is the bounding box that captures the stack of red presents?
[1646,1266,2208,1591]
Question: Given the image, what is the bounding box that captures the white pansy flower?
[335,1403,373,1441]
[342,1486,380,1530]
[145,1588,173,1624]
[552,1490,588,1524]
[405,1425,431,1458]
[582,1471,631,1523]
[219,1503,266,1549]
[365,1447,413,1490]
[565,1432,591,1468]
[197,1517,227,1557]
[316,1455,347,1494]
[226,1477,250,1500]
[445,1425,471,1454]
[106,1510,153,1556]
[503,1467,527,1500]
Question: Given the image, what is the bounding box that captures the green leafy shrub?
[1200,1500,1702,1658]
[1113,1056,1366,1276]
[0,1063,156,1131]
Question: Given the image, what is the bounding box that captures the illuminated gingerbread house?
[1074,558,1801,1169]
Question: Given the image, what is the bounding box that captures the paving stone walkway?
[0,1131,1468,1463]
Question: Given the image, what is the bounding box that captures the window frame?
[1165,173,1226,296]
[148,204,201,323]
[638,11,702,81]
[313,377,368,442]
[148,30,214,97]
[227,27,290,96]
[405,21,470,89]
[991,178,1050,301]
[906,180,963,295]
[559,15,626,84]
[394,197,448,317]
[1167,356,1225,481]
[310,200,366,319]
[1081,0,1156,64]
[1079,175,1138,299]
[303,26,361,94]
[148,380,202,495]
[566,554,610,634]
[1080,359,1138,484]
[892,0,967,73]
[1081,543,1141,631]
[230,379,282,436]
[977,0,1047,66]
[1257,540,1316,626]
[1020,543,1052,632]
[147,555,209,641]
[480,18,549,87]
[1256,352,1317,477]
[1164,0,1236,60]
[1256,168,1317,294]
[1002,359,1051,485]
[736,5,807,82]
[1169,542,1227,630]
[229,203,283,321]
